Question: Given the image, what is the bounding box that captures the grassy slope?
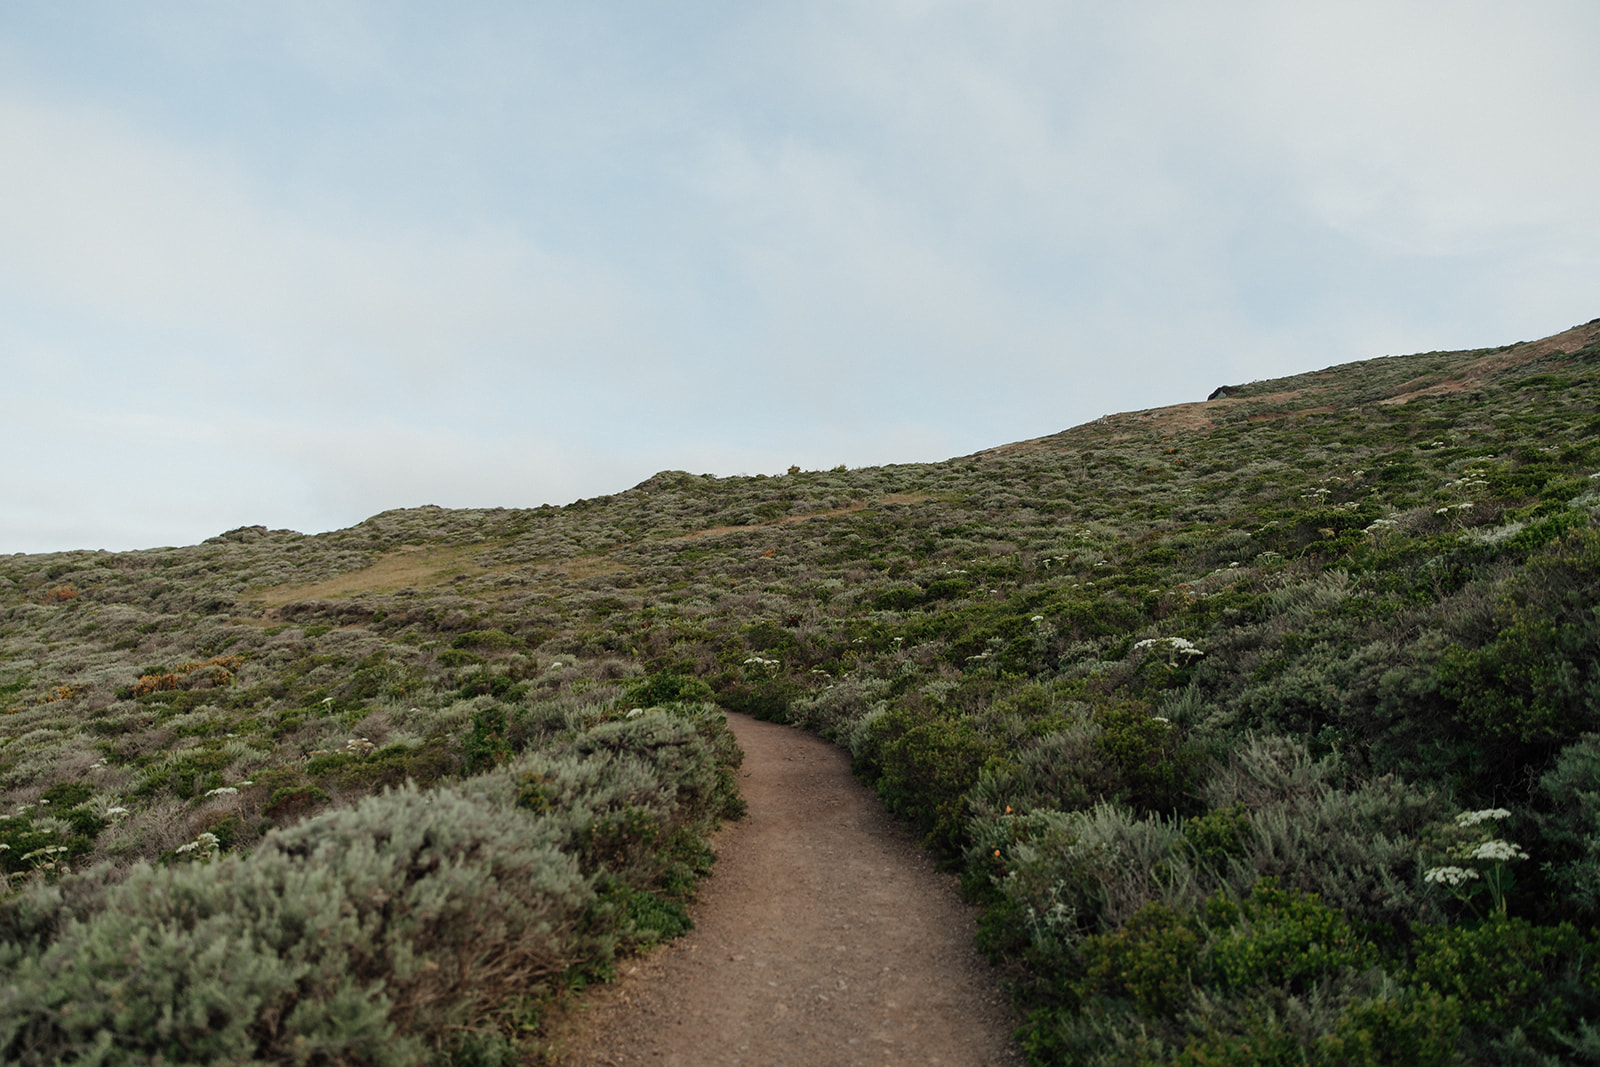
[3,317,1600,1064]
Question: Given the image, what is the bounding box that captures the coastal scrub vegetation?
[3,318,1600,1063]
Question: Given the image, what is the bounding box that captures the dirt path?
[547,712,1023,1066]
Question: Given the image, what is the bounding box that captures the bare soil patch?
[546,713,1022,1067]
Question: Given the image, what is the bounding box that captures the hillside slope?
[3,317,1600,1064]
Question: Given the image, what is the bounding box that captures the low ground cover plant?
[3,317,1599,1063]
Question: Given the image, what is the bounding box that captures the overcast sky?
[3,2,1598,553]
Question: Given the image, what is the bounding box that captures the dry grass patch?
[251,544,492,605]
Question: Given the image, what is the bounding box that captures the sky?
[3,1,1598,553]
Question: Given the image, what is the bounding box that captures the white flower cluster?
[344,737,376,756]
[1133,637,1204,657]
[105,806,129,817]
[1471,839,1528,863]
[743,655,780,668]
[1456,808,1511,827]
[20,845,69,864]
[1364,518,1399,535]
[1424,866,1480,886]
[175,832,220,857]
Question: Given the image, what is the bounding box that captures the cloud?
[2,2,1599,551]
[0,93,632,401]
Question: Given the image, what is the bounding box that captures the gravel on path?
[547,712,1024,1067]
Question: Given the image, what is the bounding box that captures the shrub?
[1409,917,1598,1054]
[0,708,743,1064]
[1536,734,1600,918]
[0,786,590,1065]
[623,671,714,708]
[1204,881,1374,993]
[857,705,996,852]
[1080,901,1201,1014]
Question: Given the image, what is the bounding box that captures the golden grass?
[251,544,491,605]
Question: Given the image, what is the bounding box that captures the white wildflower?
[105,806,129,817]
[1133,637,1204,657]
[20,845,68,863]
[1471,839,1528,863]
[1424,866,1480,887]
[1456,808,1511,827]
[177,831,221,858]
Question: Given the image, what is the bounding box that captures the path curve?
[548,712,1023,1066]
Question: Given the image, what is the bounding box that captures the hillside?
[4,317,1600,1065]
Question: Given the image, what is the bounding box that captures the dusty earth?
[546,712,1024,1067]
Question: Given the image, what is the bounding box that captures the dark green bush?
[1409,917,1598,1054]
[1080,901,1201,1014]
[625,671,714,707]
[1184,803,1251,870]
[1204,881,1374,993]
[451,629,525,652]
[858,705,996,852]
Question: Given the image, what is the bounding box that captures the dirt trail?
[548,712,1023,1066]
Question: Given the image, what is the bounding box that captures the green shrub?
[0,786,590,1065]
[1091,701,1197,814]
[1080,901,1201,1014]
[1204,881,1374,993]
[1536,734,1600,917]
[262,784,330,819]
[624,671,714,708]
[0,709,743,1064]
[464,706,513,773]
[451,629,525,652]
[857,705,996,852]
[1409,917,1598,1052]
[1184,803,1252,871]
[1315,993,1461,1067]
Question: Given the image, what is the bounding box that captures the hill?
[3,317,1600,1064]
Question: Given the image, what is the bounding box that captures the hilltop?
[3,317,1600,1065]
